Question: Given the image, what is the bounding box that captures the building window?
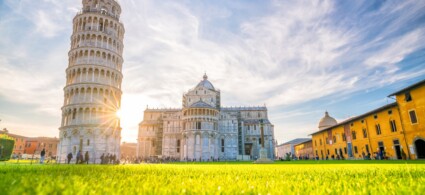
[390,120,397,132]
[221,139,225,152]
[388,110,392,115]
[361,120,364,124]
[365,144,369,153]
[374,115,378,119]
[327,149,330,155]
[333,136,337,143]
[409,110,418,124]
[350,123,353,127]
[87,139,90,146]
[354,146,358,154]
[315,140,317,146]
[393,139,400,145]
[352,131,357,140]
[375,124,381,135]
[196,122,202,129]
[362,128,368,138]
[177,140,180,153]
[344,147,347,154]
[319,139,322,146]
[342,133,346,141]
[72,110,76,119]
[334,148,338,155]
[316,150,318,156]
[405,92,412,102]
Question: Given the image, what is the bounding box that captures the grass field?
[1,161,424,194]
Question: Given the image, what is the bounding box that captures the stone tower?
[58,0,125,163]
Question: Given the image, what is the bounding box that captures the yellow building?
[294,139,313,159]
[388,79,425,159]
[311,79,425,160]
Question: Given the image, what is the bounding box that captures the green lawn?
[1,161,424,194]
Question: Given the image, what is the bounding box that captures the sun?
[116,109,122,119]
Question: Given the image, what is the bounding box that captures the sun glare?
[116,109,122,119]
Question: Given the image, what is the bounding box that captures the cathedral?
[137,74,275,161]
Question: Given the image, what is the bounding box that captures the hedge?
[0,134,15,161]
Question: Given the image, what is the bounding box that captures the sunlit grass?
[1,161,424,194]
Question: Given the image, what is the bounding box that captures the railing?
[74,41,119,53]
[77,8,120,21]
[78,27,118,38]
[73,58,118,69]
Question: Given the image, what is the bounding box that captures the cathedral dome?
[196,73,215,90]
[318,111,337,130]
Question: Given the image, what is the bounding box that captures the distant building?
[294,139,313,159]
[311,78,425,160]
[0,131,59,157]
[121,142,137,158]
[276,138,311,159]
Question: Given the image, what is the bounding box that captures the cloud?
[1,0,425,143]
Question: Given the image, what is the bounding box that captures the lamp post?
[254,119,273,163]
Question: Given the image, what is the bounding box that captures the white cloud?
[1,0,425,143]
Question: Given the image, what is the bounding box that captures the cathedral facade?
[138,74,275,161]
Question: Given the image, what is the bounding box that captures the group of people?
[279,149,407,161]
[67,150,89,164]
[100,153,118,164]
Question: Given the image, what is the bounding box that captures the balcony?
[77,8,120,21]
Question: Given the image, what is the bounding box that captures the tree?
[0,134,15,161]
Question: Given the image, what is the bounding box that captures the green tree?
[0,134,15,161]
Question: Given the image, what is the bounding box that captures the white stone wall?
[137,76,275,161]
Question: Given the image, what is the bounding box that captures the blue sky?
[0,0,425,144]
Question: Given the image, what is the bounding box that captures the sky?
[0,0,425,144]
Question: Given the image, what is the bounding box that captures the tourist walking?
[67,152,73,164]
[100,153,105,164]
[76,150,81,164]
[85,151,89,164]
[40,148,46,164]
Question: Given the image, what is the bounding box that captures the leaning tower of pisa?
[58,0,125,163]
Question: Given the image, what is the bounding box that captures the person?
[67,152,73,164]
[40,148,46,164]
[401,149,407,160]
[79,152,84,164]
[76,150,81,164]
[85,151,89,164]
[100,153,105,164]
[106,153,110,164]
